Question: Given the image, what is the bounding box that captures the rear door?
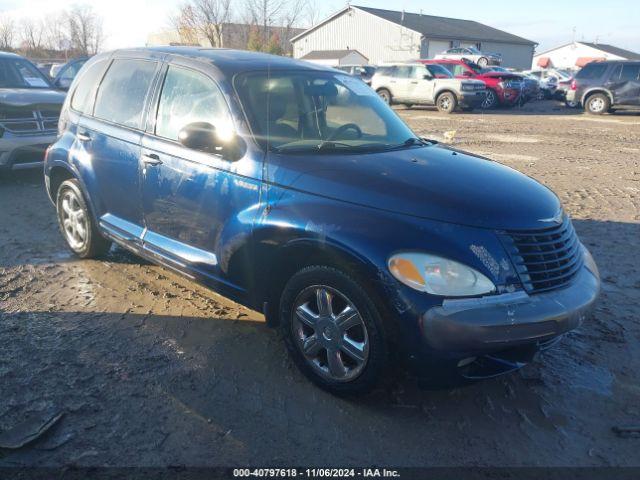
[79,58,161,243]
[390,65,413,101]
[140,62,262,296]
[607,64,640,105]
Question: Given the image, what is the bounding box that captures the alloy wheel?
[482,90,496,109]
[291,285,369,382]
[60,189,88,251]
[589,97,605,113]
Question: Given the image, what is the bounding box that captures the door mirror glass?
[423,74,432,80]
[178,122,244,160]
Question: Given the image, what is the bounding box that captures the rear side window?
[394,66,412,78]
[70,59,108,114]
[94,59,157,129]
[576,63,608,80]
[155,66,231,142]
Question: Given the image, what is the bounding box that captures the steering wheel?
[327,123,363,141]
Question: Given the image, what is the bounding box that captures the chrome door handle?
[77,132,91,142]
[142,153,163,166]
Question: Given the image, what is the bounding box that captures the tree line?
[170,0,322,55]
[0,5,103,59]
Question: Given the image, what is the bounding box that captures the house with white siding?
[291,5,537,69]
[533,42,640,70]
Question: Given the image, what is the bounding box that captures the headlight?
[388,252,496,297]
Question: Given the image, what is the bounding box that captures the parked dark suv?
[45,47,600,395]
[567,61,640,114]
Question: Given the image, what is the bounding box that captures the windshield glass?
[467,47,481,54]
[235,70,421,153]
[0,58,51,88]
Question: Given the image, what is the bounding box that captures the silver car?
[434,47,502,67]
[0,52,65,172]
[371,63,486,113]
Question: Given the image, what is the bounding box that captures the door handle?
[142,153,163,166]
[410,81,419,84]
[77,132,91,142]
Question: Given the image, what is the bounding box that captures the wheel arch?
[581,88,613,106]
[46,161,100,226]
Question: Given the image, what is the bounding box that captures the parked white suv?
[434,47,502,67]
[371,63,487,113]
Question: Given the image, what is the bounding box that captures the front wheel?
[377,88,392,105]
[56,179,111,258]
[482,89,498,109]
[477,57,488,68]
[436,92,457,113]
[279,266,389,395]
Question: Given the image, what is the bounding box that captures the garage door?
[428,40,451,58]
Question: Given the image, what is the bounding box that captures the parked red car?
[420,59,523,108]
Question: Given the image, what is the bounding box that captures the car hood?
[269,145,561,230]
[0,88,66,107]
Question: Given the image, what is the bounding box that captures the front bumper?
[420,264,599,357]
[0,132,57,170]
[459,91,487,107]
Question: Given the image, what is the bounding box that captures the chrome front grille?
[500,216,583,294]
[0,106,60,135]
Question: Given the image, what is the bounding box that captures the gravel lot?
[1,100,639,468]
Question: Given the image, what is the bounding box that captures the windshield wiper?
[316,140,354,150]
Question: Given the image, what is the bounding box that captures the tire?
[585,93,610,115]
[436,92,457,113]
[482,89,498,109]
[279,266,390,396]
[377,88,392,105]
[56,179,111,258]
[477,57,488,68]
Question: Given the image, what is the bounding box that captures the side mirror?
[178,122,244,161]
[423,74,433,80]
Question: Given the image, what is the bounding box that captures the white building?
[291,5,536,69]
[300,49,369,66]
[533,42,640,70]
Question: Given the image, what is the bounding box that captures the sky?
[1,0,639,54]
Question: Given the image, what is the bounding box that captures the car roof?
[0,51,23,59]
[100,47,332,76]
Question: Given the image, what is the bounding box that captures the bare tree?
[66,5,104,56]
[45,13,70,56]
[0,14,15,50]
[20,18,46,53]
[245,0,287,44]
[281,0,307,52]
[172,0,232,47]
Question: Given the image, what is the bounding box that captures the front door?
[608,64,640,106]
[140,63,262,296]
[405,65,436,104]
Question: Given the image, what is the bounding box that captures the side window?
[619,64,640,81]
[453,65,468,76]
[576,63,608,80]
[94,59,157,129]
[155,66,232,143]
[70,59,109,114]
[395,66,412,78]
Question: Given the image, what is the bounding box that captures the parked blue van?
[44,48,600,395]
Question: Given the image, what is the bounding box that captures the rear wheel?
[585,93,610,115]
[377,88,392,105]
[436,92,457,113]
[477,57,489,68]
[56,179,111,258]
[279,266,389,395]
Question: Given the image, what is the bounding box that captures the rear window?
[93,59,157,129]
[70,59,108,114]
[576,63,608,80]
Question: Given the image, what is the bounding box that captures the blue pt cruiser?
[44,48,600,395]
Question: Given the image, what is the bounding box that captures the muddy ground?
[0,101,639,468]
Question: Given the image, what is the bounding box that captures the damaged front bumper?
[416,260,600,379]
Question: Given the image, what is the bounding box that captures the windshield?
[0,58,52,88]
[234,70,422,153]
